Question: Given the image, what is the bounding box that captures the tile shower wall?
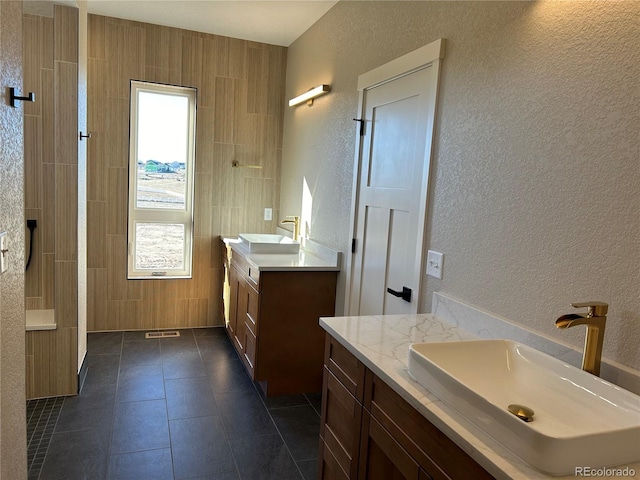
[86,16,287,331]
[24,12,55,312]
[24,5,79,399]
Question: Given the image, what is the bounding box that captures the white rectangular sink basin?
[408,340,640,475]
[238,233,300,254]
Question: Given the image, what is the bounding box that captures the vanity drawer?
[247,264,260,286]
[324,335,366,401]
[244,283,259,336]
[365,372,492,480]
[231,251,260,287]
[231,252,249,276]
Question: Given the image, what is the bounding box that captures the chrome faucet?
[280,216,300,242]
[555,301,608,376]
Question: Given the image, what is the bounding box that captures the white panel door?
[349,64,437,315]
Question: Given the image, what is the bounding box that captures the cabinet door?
[321,367,363,478]
[325,335,366,401]
[243,325,257,379]
[358,412,420,480]
[244,282,259,336]
[319,440,350,480]
[233,270,247,352]
[228,265,240,338]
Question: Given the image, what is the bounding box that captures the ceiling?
[24,0,338,46]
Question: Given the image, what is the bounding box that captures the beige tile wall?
[24,5,79,399]
[24,13,53,310]
[87,15,286,331]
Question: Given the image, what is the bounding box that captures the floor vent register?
[145,330,181,339]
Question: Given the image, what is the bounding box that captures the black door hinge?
[351,238,357,253]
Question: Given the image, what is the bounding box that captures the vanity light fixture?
[288,84,330,107]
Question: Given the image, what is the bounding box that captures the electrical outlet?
[426,250,443,279]
[0,232,8,275]
[264,208,273,221]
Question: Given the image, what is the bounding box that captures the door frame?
[344,39,445,315]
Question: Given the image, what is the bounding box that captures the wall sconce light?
[288,84,330,107]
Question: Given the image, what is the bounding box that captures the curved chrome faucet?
[555,302,608,376]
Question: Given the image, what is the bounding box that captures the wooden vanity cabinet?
[224,245,338,397]
[319,334,494,480]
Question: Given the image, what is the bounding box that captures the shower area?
[23,3,87,399]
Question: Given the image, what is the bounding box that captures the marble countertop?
[223,236,340,272]
[319,313,639,480]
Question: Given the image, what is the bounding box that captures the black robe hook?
[9,87,35,108]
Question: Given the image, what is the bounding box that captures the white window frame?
[127,81,197,279]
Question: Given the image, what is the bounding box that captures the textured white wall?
[0,0,28,477]
[281,1,639,369]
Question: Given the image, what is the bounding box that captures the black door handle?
[386,286,411,302]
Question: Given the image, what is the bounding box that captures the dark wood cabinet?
[319,333,494,480]
[319,440,350,480]
[359,412,420,480]
[222,242,338,396]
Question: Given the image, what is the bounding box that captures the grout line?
[212,331,315,479]
[303,393,323,419]
[157,333,176,479]
[254,385,311,479]
[103,331,124,479]
[194,329,243,480]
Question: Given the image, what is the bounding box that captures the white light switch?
[426,250,443,279]
[0,232,8,275]
[264,208,273,221]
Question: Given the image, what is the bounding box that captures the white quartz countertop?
[319,314,640,480]
[224,237,340,272]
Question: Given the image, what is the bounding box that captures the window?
[127,81,197,279]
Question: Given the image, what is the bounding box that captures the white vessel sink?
[408,340,640,475]
[238,233,300,254]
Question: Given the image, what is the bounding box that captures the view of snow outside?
[134,90,190,270]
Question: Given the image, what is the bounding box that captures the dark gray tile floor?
[38,328,321,480]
